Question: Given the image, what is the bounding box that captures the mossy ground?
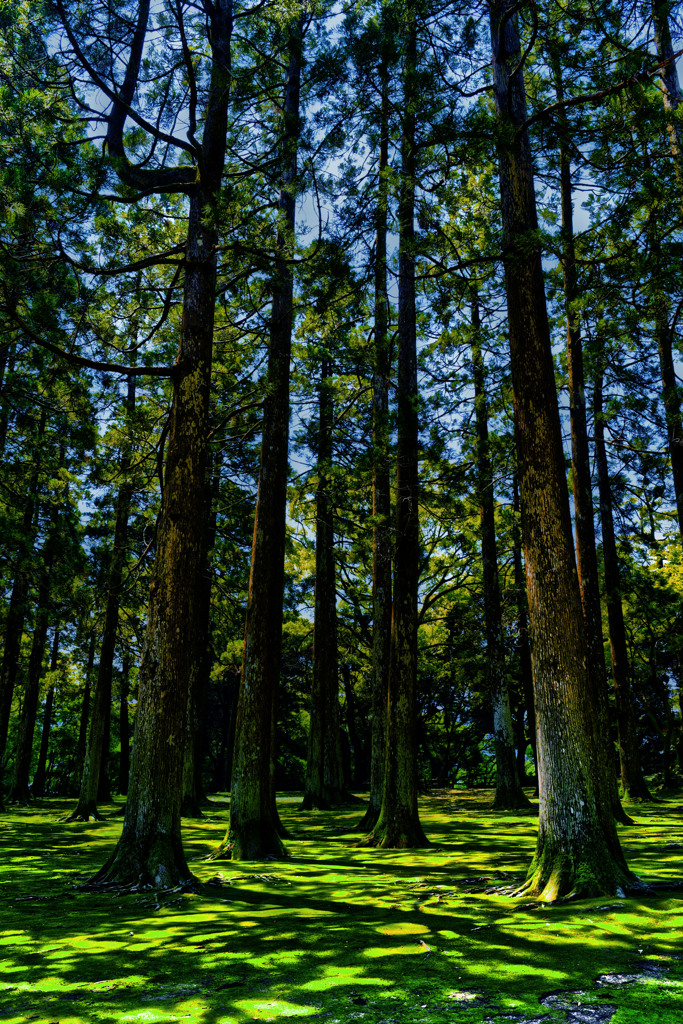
[1,790,682,1023]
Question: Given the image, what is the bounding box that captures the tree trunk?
[490,0,636,898]
[31,627,59,798]
[217,668,239,792]
[0,408,46,788]
[97,695,112,804]
[302,357,346,809]
[652,3,683,537]
[118,653,131,796]
[365,2,427,849]
[68,375,135,822]
[88,0,233,888]
[342,663,365,786]
[653,0,683,190]
[75,635,95,789]
[593,360,652,801]
[512,475,538,787]
[223,18,303,862]
[550,49,632,821]
[0,342,15,457]
[358,26,392,833]
[9,507,57,803]
[471,293,529,811]
[181,445,221,817]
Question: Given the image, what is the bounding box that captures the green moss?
[1,791,682,1023]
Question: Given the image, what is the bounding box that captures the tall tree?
[548,39,642,814]
[222,12,304,860]
[66,0,235,885]
[67,373,136,822]
[181,443,222,817]
[470,291,529,810]
[31,626,59,798]
[302,355,346,808]
[7,481,65,804]
[359,12,393,832]
[593,349,652,802]
[0,406,46,792]
[490,0,636,897]
[365,0,427,849]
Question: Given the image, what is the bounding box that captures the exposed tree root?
[206,822,288,861]
[621,779,655,804]
[358,819,430,849]
[513,840,642,902]
[491,787,534,812]
[85,833,196,890]
[62,801,104,823]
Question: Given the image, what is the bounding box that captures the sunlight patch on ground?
[2,792,683,1024]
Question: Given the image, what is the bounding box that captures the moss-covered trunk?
[225,18,302,861]
[366,3,427,849]
[490,0,636,899]
[471,295,529,812]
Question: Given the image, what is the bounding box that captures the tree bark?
[593,360,652,801]
[302,356,347,809]
[68,374,135,822]
[365,2,428,849]
[653,0,683,191]
[490,0,636,898]
[512,475,538,786]
[470,293,529,811]
[31,627,59,798]
[181,445,221,817]
[0,342,15,457]
[0,408,46,789]
[75,635,95,789]
[652,2,683,536]
[118,653,131,796]
[8,505,57,803]
[358,26,392,832]
[223,16,303,861]
[88,0,233,887]
[550,48,634,820]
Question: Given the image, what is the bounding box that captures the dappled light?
[2,792,682,1023]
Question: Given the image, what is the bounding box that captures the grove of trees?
[1,0,683,901]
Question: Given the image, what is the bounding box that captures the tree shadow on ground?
[1,792,682,1024]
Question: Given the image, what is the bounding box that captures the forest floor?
[1,790,682,1024]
